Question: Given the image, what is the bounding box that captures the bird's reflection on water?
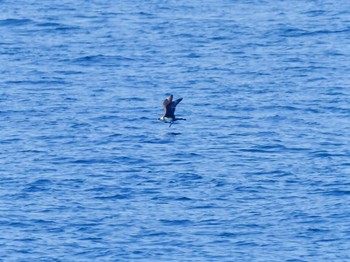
[167,132,182,136]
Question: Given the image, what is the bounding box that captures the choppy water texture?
[1,0,350,261]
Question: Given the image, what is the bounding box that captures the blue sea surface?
[1,0,350,261]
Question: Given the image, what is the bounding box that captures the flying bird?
[158,95,186,126]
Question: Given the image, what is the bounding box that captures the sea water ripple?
[1,1,350,261]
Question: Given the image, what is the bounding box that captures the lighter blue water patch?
[1,0,350,261]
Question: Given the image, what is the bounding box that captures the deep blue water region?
[1,0,350,261]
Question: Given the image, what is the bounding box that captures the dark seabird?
[158,95,186,126]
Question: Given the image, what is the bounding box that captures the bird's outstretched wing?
[165,97,183,118]
[162,95,173,113]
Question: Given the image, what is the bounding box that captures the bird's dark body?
[159,95,186,125]
[164,98,183,119]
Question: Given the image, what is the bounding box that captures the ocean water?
[1,0,350,261]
